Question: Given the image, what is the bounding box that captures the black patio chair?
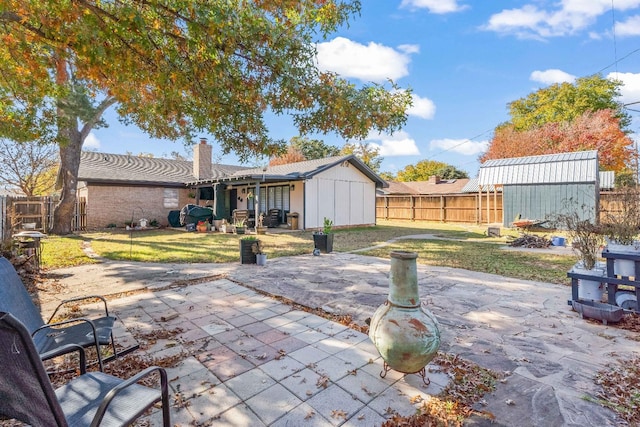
[0,311,170,426]
[0,256,116,371]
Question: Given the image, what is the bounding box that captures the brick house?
[77,141,387,230]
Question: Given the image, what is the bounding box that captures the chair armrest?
[47,295,110,323]
[91,366,169,427]
[40,343,87,374]
[33,317,100,343]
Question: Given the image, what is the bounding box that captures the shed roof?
[478,150,598,186]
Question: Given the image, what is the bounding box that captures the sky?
[87,0,640,178]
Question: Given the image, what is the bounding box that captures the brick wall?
[83,184,194,229]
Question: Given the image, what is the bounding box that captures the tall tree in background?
[482,110,633,171]
[0,1,411,234]
[508,74,630,131]
[290,136,340,160]
[0,139,58,196]
[269,146,306,166]
[396,159,468,182]
[483,74,634,170]
[340,142,383,173]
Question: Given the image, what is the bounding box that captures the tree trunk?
[50,127,82,235]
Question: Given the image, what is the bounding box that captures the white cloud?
[616,15,640,36]
[365,130,421,156]
[316,37,416,83]
[429,138,488,156]
[408,93,436,119]
[400,0,468,14]
[483,1,640,39]
[608,72,640,104]
[530,69,576,85]
[84,132,101,150]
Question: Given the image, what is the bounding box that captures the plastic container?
[551,236,566,246]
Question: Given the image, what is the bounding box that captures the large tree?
[481,109,633,171]
[508,74,631,132]
[0,1,411,234]
[483,74,634,170]
[290,136,340,160]
[340,141,383,173]
[0,139,58,196]
[396,160,468,182]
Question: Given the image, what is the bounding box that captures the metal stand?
[379,361,431,386]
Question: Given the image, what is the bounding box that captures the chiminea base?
[379,361,430,386]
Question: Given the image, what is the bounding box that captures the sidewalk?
[38,252,635,426]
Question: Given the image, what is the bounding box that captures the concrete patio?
[37,251,637,426]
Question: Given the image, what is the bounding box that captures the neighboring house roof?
[378,178,470,195]
[189,155,388,188]
[377,181,418,195]
[460,178,501,193]
[478,150,598,186]
[600,170,615,190]
[78,151,248,186]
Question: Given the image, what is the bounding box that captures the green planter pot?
[313,233,333,253]
[239,239,257,264]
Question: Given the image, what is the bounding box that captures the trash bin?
[287,212,299,230]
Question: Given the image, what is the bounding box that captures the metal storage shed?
[478,150,599,227]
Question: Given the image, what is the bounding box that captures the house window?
[163,188,179,208]
[252,185,290,217]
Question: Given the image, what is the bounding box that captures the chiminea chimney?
[194,138,212,179]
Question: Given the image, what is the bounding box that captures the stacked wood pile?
[508,234,551,248]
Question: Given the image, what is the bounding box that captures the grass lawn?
[40,220,577,285]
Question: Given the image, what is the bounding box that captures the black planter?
[313,233,333,253]
[240,239,257,264]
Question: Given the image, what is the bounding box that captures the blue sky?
[87,0,640,178]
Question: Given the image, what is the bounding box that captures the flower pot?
[313,233,333,253]
[369,251,440,374]
[256,253,267,266]
[572,264,605,301]
[606,242,640,277]
[239,240,257,264]
[235,226,246,235]
[213,219,223,231]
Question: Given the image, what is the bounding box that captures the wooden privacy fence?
[0,196,86,240]
[376,193,504,224]
[377,191,627,224]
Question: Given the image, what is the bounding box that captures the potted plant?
[255,213,267,235]
[312,217,334,253]
[196,220,209,232]
[551,209,605,300]
[239,236,258,264]
[219,219,229,233]
[602,186,640,276]
[234,218,246,235]
[252,239,267,266]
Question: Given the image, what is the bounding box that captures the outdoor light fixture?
[290,184,295,191]
[242,188,246,194]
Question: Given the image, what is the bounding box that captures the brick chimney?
[428,175,441,184]
[193,138,212,180]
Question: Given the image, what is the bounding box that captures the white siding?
[304,161,377,229]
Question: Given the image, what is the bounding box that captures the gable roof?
[189,155,388,188]
[478,150,598,186]
[78,151,248,186]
